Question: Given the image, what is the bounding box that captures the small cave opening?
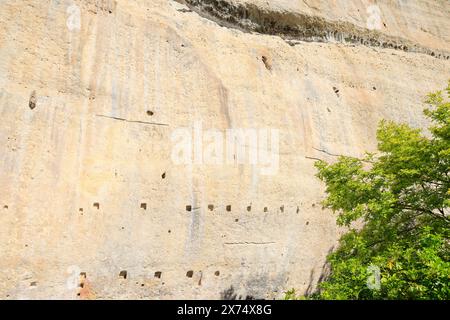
[247,205,251,212]
[261,56,272,71]
[146,110,154,116]
[280,205,284,213]
[161,172,166,179]
[264,207,268,212]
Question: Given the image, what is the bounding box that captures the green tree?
[313,82,450,300]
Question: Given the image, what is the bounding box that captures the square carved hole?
[208,205,214,211]
[119,270,127,279]
[141,203,147,210]
[186,270,194,278]
[154,271,162,279]
[186,205,192,212]
[226,205,231,212]
[264,207,268,212]
[93,203,100,210]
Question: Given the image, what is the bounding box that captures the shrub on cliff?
[312,82,450,300]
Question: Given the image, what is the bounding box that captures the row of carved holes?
[77,203,308,213]
[187,205,299,213]
[21,203,305,214]
[83,270,222,280]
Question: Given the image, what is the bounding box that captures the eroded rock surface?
[0,0,449,299]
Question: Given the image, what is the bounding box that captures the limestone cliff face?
[0,0,449,299]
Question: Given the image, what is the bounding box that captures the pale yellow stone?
[0,0,448,299]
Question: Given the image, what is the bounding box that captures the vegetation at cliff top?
[287,81,450,300]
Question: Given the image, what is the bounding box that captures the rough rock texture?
[0,0,449,299]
